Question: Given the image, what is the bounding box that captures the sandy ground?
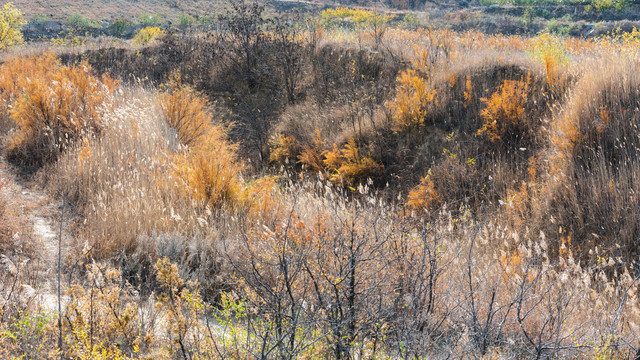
[0,159,69,313]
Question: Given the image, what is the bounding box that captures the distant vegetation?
[0,2,25,50]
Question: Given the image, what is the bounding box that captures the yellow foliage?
[321,7,392,28]
[528,33,570,87]
[155,258,206,358]
[391,69,436,129]
[50,34,86,48]
[0,3,25,51]
[64,264,148,359]
[477,75,530,142]
[132,26,164,46]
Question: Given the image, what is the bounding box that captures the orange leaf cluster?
[322,138,383,186]
[269,134,299,165]
[477,74,531,142]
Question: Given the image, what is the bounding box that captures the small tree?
[0,2,25,51]
[109,18,131,37]
[179,13,195,29]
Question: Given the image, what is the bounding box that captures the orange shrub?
[477,74,530,143]
[463,74,473,108]
[296,130,383,186]
[159,80,244,209]
[298,129,325,173]
[406,171,439,213]
[2,53,117,167]
[323,138,383,186]
[158,78,211,147]
[0,53,58,101]
[390,69,436,130]
[172,133,242,209]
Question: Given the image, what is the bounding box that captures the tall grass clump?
[539,58,640,262]
[51,89,221,289]
[52,84,248,294]
[52,90,182,257]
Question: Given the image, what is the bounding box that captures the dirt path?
[0,159,68,312]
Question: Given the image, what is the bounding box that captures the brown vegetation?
[3,4,640,359]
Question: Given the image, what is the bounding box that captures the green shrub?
[65,13,99,30]
[198,15,214,29]
[138,13,160,27]
[109,18,131,37]
[179,13,195,29]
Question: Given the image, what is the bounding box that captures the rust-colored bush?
[269,134,299,165]
[390,69,436,130]
[159,80,244,209]
[298,129,325,173]
[322,138,384,186]
[477,74,531,143]
[406,170,439,213]
[2,53,117,168]
[172,135,242,209]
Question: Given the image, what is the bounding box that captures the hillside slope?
[13,0,225,22]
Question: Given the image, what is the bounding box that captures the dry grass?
[4,18,640,359]
[50,88,227,265]
[532,56,640,263]
[159,78,244,209]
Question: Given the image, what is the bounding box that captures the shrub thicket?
[0,53,117,169]
[3,6,640,360]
